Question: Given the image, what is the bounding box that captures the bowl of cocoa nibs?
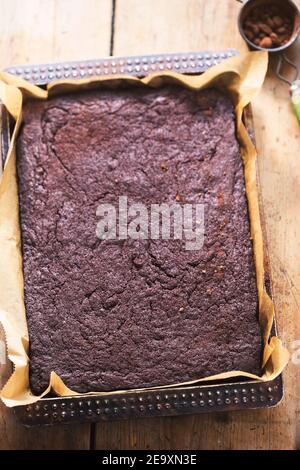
[238,0,300,52]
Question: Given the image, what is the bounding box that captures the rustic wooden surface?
[0,0,299,450]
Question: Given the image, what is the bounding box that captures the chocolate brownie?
[17,86,262,394]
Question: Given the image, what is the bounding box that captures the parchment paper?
[0,51,290,407]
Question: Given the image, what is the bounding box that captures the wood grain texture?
[0,0,112,67]
[113,0,247,55]
[1,0,299,450]
[0,0,112,450]
[94,0,300,450]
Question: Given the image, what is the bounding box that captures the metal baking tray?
[0,50,283,426]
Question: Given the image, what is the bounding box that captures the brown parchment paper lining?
[0,51,290,407]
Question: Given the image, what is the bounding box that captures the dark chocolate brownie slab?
[17,86,262,394]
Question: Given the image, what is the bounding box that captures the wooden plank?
[0,0,112,67]
[0,0,112,450]
[94,0,300,450]
[252,38,300,450]
[113,0,246,55]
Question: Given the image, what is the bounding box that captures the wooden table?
[0,0,299,450]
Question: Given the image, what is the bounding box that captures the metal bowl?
[238,0,300,53]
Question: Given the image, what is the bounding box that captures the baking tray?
[0,50,283,426]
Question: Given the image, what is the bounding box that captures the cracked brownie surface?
[17,86,262,394]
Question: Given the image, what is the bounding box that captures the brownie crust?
[17,86,262,394]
